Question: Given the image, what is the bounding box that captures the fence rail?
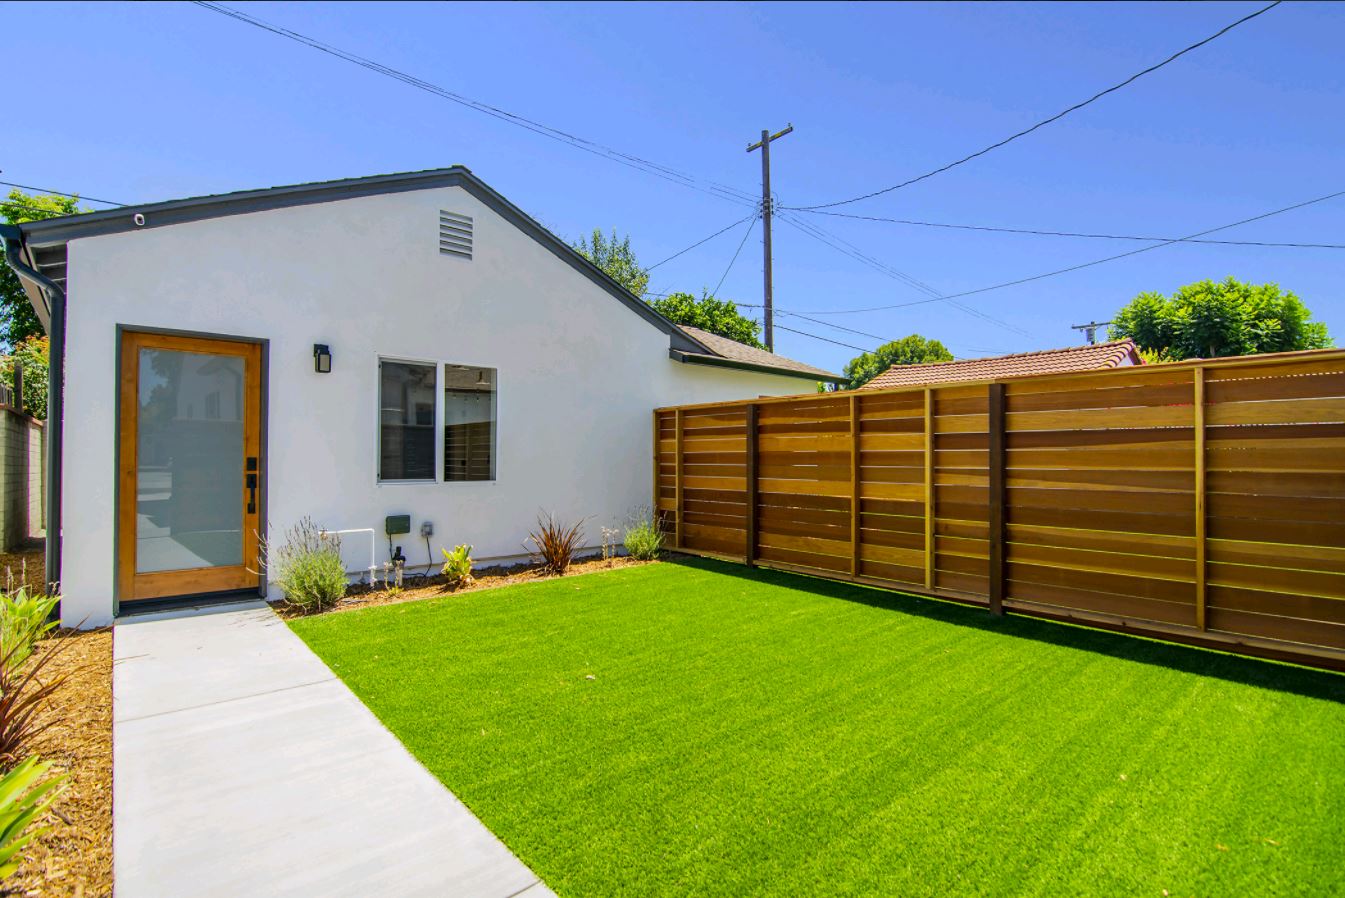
[654,349,1345,671]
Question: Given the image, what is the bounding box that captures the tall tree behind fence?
[654,349,1345,671]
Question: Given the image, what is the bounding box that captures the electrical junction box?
[385,515,411,536]
[420,521,434,538]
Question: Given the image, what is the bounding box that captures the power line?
[0,179,123,207]
[791,207,1345,250]
[712,213,759,297]
[792,1,1283,211]
[646,211,758,271]
[774,323,875,353]
[799,187,1345,315]
[771,209,1035,337]
[192,1,758,208]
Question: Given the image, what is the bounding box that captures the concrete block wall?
[0,407,44,551]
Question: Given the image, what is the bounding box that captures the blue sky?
[7,1,1341,372]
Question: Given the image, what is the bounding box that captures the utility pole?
[1071,320,1113,345]
[747,123,792,352]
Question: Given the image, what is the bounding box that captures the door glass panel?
[136,348,245,573]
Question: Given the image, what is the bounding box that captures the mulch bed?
[275,554,653,619]
[4,628,114,898]
[0,549,47,596]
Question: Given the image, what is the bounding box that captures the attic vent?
[439,211,473,259]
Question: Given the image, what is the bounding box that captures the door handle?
[246,457,258,514]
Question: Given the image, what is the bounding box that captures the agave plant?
[525,512,586,575]
[0,756,66,879]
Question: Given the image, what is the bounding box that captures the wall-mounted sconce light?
[313,344,332,374]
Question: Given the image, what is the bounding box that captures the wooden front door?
[118,331,262,603]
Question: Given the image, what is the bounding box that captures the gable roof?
[862,339,1143,390]
[10,168,839,381]
[674,326,844,383]
[9,167,707,351]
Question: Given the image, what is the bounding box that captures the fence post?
[652,411,660,527]
[850,392,861,576]
[924,387,934,591]
[674,408,684,550]
[1194,368,1207,630]
[987,382,1006,615]
[11,362,22,415]
[745,403,758,566]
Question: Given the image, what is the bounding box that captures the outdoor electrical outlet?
[420,521,434,538]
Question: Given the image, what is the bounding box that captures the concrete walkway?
[113,600,554,898]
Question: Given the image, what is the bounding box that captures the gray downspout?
[1,225,64,597]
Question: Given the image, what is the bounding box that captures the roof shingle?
[678,326,843,381]
[862,340,1142,390]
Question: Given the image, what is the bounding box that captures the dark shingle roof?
[677,326,843,382]
[862,340,1143,389]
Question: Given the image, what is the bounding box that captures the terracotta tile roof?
[678,326,844,382]
[862,339,1143,390]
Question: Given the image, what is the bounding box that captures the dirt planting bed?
[276,554,654,619]
[6,628,114,898]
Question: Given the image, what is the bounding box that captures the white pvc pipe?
[320,528,378,582]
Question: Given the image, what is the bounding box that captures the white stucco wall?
[61,185,818,625]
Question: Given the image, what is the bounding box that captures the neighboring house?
[861,339,1143,389]
[1,167,841,626]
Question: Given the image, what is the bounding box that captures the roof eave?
[670,348,845,384]
[14,165,716,356]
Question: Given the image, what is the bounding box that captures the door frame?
[114,326,269,608]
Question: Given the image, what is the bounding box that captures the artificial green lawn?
[290,558,1345,897]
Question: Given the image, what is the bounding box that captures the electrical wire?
[0,179,123,207]
[771,210,1035,337]
[798,187,1345,315]
[192,1,758,208]
[0,199,93,220]
[791,1,1283,211]
[773,323,875,353]
[646,211,759,271]
[712,212,759,296]
[791,207,1345,250]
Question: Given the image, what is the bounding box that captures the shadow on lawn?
[667,555,1345,704]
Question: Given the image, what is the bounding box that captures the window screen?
[379,360,436,481]
[443,365,496,481]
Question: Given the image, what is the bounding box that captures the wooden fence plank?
[674,408,684,549]
[924,387,934,591]
[745,404,758,566]
[1194,369,1207,630]
[988,383,1006,615]
[850,393,861,576]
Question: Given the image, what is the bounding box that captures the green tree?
[1110,277,1332,361]
[843,334,953,389]
[647,291,764,349]
[0,336,48,419]
[0,190,85,349]
[572,228,649,298]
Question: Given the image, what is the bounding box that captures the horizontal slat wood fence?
[655,349,1345,671]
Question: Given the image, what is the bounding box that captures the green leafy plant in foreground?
[622,507,664,561]
[0,756,66,879]
[440,545,476,589]
[0,590,57,673]
[260,518,347,612]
